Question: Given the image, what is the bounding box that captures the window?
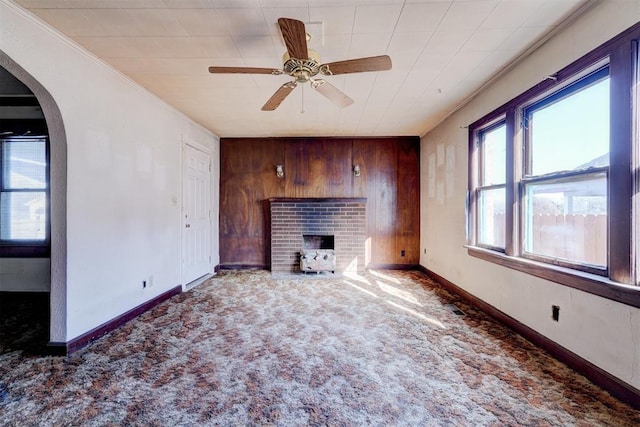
[0,136,49,256]
[476,122,506,250]
[467,23,640,307]
[522,67,609,272]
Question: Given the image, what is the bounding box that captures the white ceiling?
[13,0,587,137]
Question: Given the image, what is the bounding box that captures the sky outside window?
[529,77,609,176]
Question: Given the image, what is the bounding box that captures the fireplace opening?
[301,235,336,274]
[303,234,335,250]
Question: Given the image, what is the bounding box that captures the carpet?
[0,270,638,426]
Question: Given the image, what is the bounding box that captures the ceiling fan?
[208,17,392,111]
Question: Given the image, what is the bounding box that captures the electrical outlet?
[552,305,560,321]
[424,248,427,254]
[142,280,147,289]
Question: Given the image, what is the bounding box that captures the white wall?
[421,1,640,390]
[0,1,220,341]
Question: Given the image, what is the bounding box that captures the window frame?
[475,119,507,252]
[466,22,640,308]
[0,135,50,257]
[519,66,610,276]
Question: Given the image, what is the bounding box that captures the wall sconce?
[276,164,284,178]
[353,164,361,177]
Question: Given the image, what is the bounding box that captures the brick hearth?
[269,198,366,274]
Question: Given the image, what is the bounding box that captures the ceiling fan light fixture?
[310,79,325,89]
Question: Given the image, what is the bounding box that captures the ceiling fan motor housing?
[282,50,321,82]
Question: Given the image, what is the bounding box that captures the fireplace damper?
[301,235,336,273]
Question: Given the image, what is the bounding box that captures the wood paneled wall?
[219,137,420,269]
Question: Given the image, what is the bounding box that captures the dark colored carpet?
[0,292,50,356]
[0,270,638,425]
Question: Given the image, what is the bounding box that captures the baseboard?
[367,263,420,270]
[218,263,420,271]
[219,264,268,270]
[50,285,182,356]
[184,273,213,291]
[0,291,49,296]
[418,266,640,411]
[46,342,68,356]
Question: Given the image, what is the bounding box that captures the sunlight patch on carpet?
[386,300,446,329]
[343,280,379,298]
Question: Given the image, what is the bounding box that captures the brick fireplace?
[269,198,366,274]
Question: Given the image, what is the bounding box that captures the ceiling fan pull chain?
[301,84,305,114]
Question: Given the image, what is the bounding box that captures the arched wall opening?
[1,50,67,348]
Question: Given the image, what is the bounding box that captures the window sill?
[466,246,640,308]
[0,245,50,258]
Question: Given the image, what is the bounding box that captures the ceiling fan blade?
[320,55,392,76]
[278,17,308,60]
[208,66,282,75]
[311,80,354,108]
[262,82,297,111]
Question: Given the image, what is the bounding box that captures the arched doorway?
[0,50,67,352]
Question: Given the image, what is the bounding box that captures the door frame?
[181,136,214,289]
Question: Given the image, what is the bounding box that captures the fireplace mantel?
[268,197,367,203]
[268,198,367,274]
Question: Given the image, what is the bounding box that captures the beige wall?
[420,1,640,390]
[0,259,49,291]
